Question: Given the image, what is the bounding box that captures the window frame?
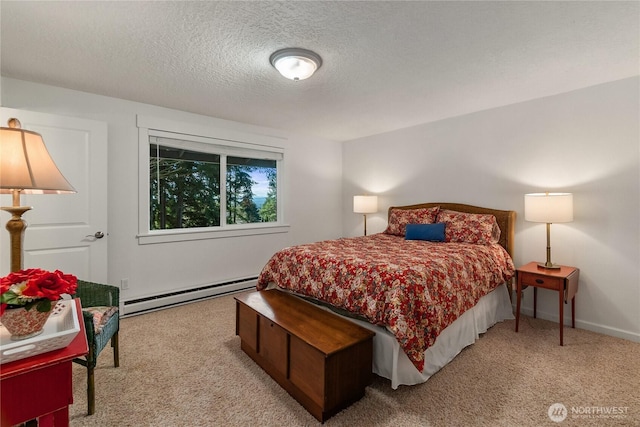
[137,115,288,244]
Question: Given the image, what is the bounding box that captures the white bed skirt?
[329,283,514,389]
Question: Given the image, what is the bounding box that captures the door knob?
[86,231,105,239]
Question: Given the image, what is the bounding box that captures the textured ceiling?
[1,1,638,142]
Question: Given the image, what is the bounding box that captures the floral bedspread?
[257,233,515,372]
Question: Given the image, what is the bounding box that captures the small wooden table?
[1,299,88,427]
[515,262,579,345]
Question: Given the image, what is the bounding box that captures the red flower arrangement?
[0,268,78,315]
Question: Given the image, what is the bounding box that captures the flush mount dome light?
[270,48,322,81]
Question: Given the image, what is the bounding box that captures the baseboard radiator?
[123,276,257,316]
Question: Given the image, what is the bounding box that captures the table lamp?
[353,195,378,236]
[1,118,76,272]
[524,192,573,269]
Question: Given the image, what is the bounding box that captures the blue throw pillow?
[405,223,446,242]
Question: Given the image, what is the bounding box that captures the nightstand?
[515,261,579,345]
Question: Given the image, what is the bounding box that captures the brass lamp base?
[1,205,32,272]
[537,222,561,269]
[537,261,561,270]
[362,214,368,236]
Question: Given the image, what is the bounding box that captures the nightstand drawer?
[520,273,563,290]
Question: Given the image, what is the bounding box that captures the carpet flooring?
[68,291,640,426]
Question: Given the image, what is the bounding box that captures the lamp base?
[1,205,32,272]
[537,262,561,270]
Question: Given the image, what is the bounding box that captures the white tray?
[0,299,81,364]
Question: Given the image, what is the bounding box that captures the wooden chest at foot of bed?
[235,290,375,423]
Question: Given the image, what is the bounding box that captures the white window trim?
[137,115,289,244]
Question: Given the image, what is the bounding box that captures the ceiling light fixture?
[270,48,322,81]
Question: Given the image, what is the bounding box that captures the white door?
[0,108,108,282]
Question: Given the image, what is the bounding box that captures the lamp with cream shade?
[524,192,573,269]
[353,195,378,236]
[1,118,76,272]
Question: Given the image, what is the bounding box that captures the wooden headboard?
[388,202,516,258]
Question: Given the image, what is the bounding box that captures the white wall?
[3,76,638,341]
[1,77,343,306]
[343,77,640,342]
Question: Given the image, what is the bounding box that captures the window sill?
[137,224,290,245]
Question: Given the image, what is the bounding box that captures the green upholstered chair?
[72,280,120,415]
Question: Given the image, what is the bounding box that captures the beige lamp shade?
[353,195,378,214]
[524,193,573,223]
[0,124,76,194]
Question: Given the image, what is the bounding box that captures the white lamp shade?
[524,193,573,223]
[0,126,75,194]
[353,195,378,214]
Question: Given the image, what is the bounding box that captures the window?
[225,156,277,225]
[138,116,287,243]
[150,144,221,229]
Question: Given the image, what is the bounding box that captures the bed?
[257,202,516,389]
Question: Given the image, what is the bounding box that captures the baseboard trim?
[516,306,640,343]
[123,277,257,316]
